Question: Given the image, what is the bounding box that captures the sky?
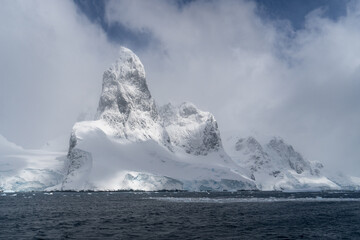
[0,0,359,176]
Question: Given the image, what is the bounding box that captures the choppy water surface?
[1,191,360,239]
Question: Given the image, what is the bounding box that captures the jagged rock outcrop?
[159,102,222,155]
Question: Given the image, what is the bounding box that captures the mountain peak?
[95,47,167,144]
[108,47,146,81]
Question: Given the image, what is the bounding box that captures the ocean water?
[1,191,360,239]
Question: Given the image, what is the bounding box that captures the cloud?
[105,0,360,175]
[0,0,119,147]
[272,4,360,174]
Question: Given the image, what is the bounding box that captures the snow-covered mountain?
[1,46,359,192]
[61,47,256,191]
[223,134,356,191]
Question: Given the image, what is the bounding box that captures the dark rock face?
[67,132,78,157]
[63,131,93,190]
[62,148,93,190]
[202,117,221,152]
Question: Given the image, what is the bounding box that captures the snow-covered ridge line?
[223,134,359,191]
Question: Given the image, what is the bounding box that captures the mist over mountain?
[1,0,360,177]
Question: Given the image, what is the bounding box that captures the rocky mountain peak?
[102,47,147,93]
[94,47,168,144]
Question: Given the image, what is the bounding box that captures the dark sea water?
[1,191,360,239]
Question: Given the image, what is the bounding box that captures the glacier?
[0,135,65,192]
[0,47,359,192]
